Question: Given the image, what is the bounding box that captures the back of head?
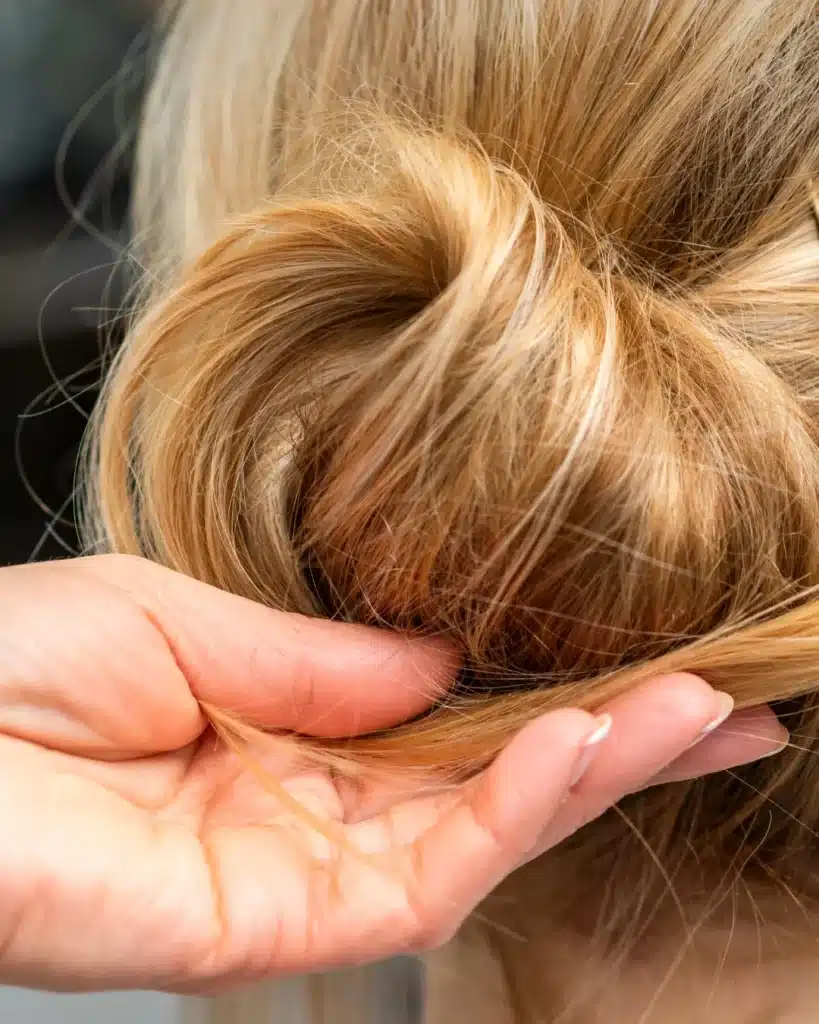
[84,1,819,1019]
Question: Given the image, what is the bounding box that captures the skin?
[0,555,786,994]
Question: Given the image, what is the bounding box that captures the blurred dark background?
[0,1,150,564]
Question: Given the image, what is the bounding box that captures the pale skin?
[0,555,787,994]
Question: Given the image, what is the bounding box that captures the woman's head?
[84,0,819,1013]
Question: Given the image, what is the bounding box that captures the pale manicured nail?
[570,714,613,787]
[756,738,789,760]
[698,691,735,739]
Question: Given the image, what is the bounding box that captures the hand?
[0,556,786,993]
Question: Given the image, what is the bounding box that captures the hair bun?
[93,125,819,681]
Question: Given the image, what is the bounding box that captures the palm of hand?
[0,559,532,993]
[0,724,460,993]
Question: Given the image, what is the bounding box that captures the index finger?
[87,555,459,738]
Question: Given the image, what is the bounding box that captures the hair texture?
[84,0,819,1019]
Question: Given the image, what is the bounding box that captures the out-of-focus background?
[0,1,179,1019]
[0,0,148,567]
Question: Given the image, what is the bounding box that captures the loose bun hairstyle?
[84,0,819,1019]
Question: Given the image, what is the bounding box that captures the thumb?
[80,555,459,738]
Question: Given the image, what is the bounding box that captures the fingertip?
[411,707,604,926]
[650,704,791,786]
[645,670,716,696]
[397,632,463,696]
[483,708,600,850]
[344,628,462,727]
[636,671,728,727]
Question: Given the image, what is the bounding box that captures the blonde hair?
[83,0,819,1019]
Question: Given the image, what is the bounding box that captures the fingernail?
[570,714,612,787]
[698,691,735,738]
[757,738,789,760]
